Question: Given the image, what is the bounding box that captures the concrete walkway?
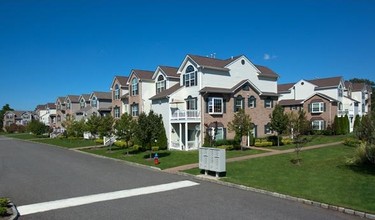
[164,141,342,173]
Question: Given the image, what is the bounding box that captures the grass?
[267,135,347,150]
[33,138,99,148]
[186,144,375,213]
[82,147,265,170]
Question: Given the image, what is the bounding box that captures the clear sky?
[1,0,374,110]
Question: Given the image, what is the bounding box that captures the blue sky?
[1,0,374,110]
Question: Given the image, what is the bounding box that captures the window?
[208,97,223,114]
[80,99,85,109]
[131,78,138,96]
[312,120,325,130]
[311,102,324,113]
[91,97,97,108]
[338,87,343,97]
[114,84,120,100]
[234,95,244,112]
[214,127,224,140]
[264,123,272,134]
[184,65,197,87]
[290,106,298,110]
[131,104,139,117]
[248,96,256,108]
[156,75,166,94]
[186,96,197,110]
[339,102,343,111]
[114,107,120,118]
[264,99,273,108]
[362,104,365,113]
[66,101,71,109]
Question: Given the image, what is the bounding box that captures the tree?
[344,114,350,134]
[98,115,114,138]
[288,109,309,165]
[66,119,85,137]
[85,114,101,138]
[353,115,361,132]
[156,118,168,150]
[269,104,288,147]
[333,115,339,135]
[0,104,14,129]
[228,109,253,150]
[27,120,49,135]
[114,113,137,155]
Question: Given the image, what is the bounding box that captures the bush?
[217,145,234,151]
[114,141,126,148]
[5,124,26,133]
[347,142,375,165]
[267,135,283,146]
[27,120,49,135]
[0,198,9,207]
[282,138,293,145]
[0,207,7,216]
[343,138,361,147]
[95,139,103,144]
[254,141,273,147]
[151,146,159,152]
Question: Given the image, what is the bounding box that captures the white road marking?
[18,180,199,216]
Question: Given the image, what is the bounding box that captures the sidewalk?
[164,141,342,173]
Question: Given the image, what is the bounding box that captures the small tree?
[290,109,309,165]
[269,104,288,147]
[0,104,14,129]
[114,113,137,155]
[27,120,49,135]
[353,115,361,132]
[228,109,253,150]
[85,114,101,138]
[333,115,339,135]
[156,118,168,150]
[98,115,114,138]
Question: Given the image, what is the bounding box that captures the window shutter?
[242,97,245,109]
[322,121,326,130]
[205,98,209,113]
[323,103,326,112]
[254,98,256,108]
[264,125,267,134]
[254,125,258,138]
[234,98,237,112]
[271,100,274,108]
[223,99,226,113]
[308,104,311,113]
[194,71,198,86]
[247,97,251,108]
[264,99,267,108]
[223,128,227,140]
[183,74,186,86]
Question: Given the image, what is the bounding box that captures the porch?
[169,122,201,151]
[171,109,200,122]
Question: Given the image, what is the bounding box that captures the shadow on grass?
[142,151,171,159]
[339,164,375,175]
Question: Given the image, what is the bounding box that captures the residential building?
[55,96,66,130]
[110,76,129,119]
[127,69,154,117]
[65,95,80,121]
[35,103,56,127]
[75,92,112,120]
[150,54,278,151]
[3,110,34,129]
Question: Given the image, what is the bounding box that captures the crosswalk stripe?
[17,180,199,216]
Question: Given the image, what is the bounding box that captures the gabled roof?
[230,79,262,94]
[91,91,112,101]
[159,66,179,78]
[278,83,295,93]
[56,96,66,103]
[255,65,279,78]
[303,92,338,103]
[344,96,360,103]
[199,87,233,94]
[112,76,129,88]
[352,82,366,92]
[149,84,182,100]
[130,69,154,82]
[66,95,80,103]
[307,76,342,88]
[46,103,56,109]
[188,54,236,70]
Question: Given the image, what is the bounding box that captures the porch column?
[179,123,182,150]
[185,122,188,151]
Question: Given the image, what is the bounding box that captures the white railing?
[171,110,200,121]
[187,141,198,150]
[171,141,181,150]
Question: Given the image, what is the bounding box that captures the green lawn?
[33,138,99,148]
[267,135,347,150]
[81,147,265,170]
[186,144,375,213]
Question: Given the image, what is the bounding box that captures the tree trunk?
[277,133,280,147]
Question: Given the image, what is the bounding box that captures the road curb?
[173,171,374,219]
[7,203,19,220]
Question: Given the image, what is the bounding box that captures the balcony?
[171,109,200,122]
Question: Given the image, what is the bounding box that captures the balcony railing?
[171,110,200,121]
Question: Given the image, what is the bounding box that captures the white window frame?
[235,96,243,112]
[131,104,139,117]
[132,78,138,96]
[91,97,97,108]
[66,101,71,109]
[80,99,85,109]
[265,123,272,134]
[311,102,324,113]
[208,97,223,114]
[114,107,120,118]
[156,76,166,94]
[186,97,197,110]
[265,99,272,108]
[214,127,224,140]
[311,120,324,130]
[115,84,120,100]
[184,65,196,87]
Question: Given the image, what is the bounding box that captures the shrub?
[151,146,159,152]
[95,139,103,144]
[343,138,361,147]
[267,135,283,146]
[282,138,293,145]
[217,145,234,151]
[254,141,273,147]
[27,120,49,135]
[0,198,9,207]
[114,141,126,148]
[347,142,375,165]
[0,207,7,216]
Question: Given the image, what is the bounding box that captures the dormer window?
[338,85,343,97]
[80,99,85,109]
[131,78,138,96]
[184,65,197,87]
[66,101,71,109]
[114,84,120,100]
[91,97,97,108]
[156,75,166,94]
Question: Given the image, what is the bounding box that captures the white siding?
[141,81,155,114]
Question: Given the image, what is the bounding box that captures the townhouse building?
[127,69,154,117]
[3,110,34,129]
[55,96,66,130]
[74,94,91,121]
[35,103,56,127]
[150,54,278,151]
[110,76,129,119]
[75,92,112,121]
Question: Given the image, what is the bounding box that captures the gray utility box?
[199,147,226,177]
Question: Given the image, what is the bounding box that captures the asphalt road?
[0,136,357,219]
